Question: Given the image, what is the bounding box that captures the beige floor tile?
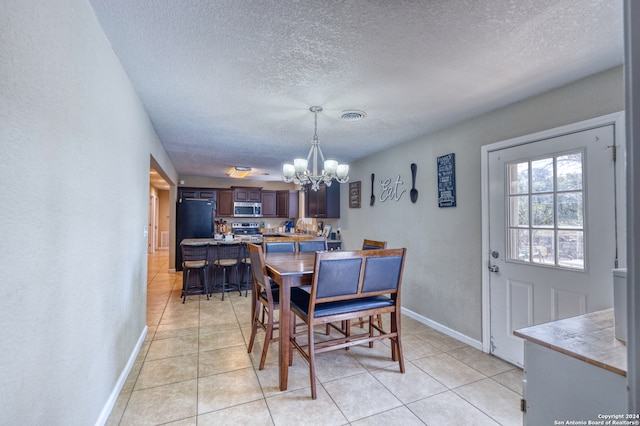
[198,327,246,351]
[120,379,197,426]
[351,405,424,426]
[454,378,523,426]
[145,334,198,361]
[312,350,368,382]
[371,362,448,403]
[253,354,312,397]
[163,417,197,426]
[197,367,264,413]
[492,368,524,396]
[407,390,500,425]
[153,326,199,341]
[134,353,198,390]
[412,352,486,388]
[448,346,516,376]
[346,340,403,371]
[197,399,274,426]
[266,385,348,426]
[104,391,130,426]
[416,328,469,351]
[198,345,253,377]
[398,333,442,360]
[322,372,403,422]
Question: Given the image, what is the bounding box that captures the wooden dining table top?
[263,251,316,276]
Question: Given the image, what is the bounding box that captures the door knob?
[488,264,500,273]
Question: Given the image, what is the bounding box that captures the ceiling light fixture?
[282,106,349,191]
[229,166,251,178]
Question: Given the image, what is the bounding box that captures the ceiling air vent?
[339,110,366,121]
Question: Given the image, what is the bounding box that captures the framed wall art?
[349,181,361,208]
[437,153,456,207]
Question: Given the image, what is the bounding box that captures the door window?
[507,151,585,270]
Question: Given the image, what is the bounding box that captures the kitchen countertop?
[514,308,627,376]
[180,238,260,245]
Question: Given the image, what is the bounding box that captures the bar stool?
[180,242,210,303]
[239,243,251,297]
[213,242,242,301]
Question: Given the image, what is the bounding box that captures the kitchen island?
[514,309,628,425]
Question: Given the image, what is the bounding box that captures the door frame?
[480,111,626,354]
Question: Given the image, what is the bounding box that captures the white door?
[488,123,620,367]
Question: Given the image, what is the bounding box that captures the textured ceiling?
[89,0,624,181]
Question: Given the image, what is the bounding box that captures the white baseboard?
[95,326,148,426]
[401,306,483,351]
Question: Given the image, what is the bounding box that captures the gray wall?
[341,66,624,341]
[0,0,176,424]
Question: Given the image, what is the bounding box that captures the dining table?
[263,251,316,391]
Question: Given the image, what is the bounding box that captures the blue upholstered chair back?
[264,241,296,253]
[298,239,327,252]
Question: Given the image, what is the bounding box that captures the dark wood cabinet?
[261,190,277,217]
[178,187,216,201]
[217,189,234,217]
[304,183,340,218]
[276,190,299,218]
[233,187,261,202]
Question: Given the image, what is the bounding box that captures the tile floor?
[106,251,524,425]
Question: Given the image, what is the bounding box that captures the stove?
[232,222,262,243]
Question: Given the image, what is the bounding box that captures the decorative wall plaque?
[349,181,361,208]
[437,153,456,207]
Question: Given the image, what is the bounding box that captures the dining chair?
[347,239,388,331]
[263,238,297,253]
[289,248,407,399]
[180,243,210,303]
[212,242,242,300]
[298,237,327,252]
[246,243,282,369]
[362,239,387,250]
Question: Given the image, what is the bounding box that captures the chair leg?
[221,269,226,301]
[247,301,261,353]
[202,269,209,300]
[259,307,272,370]
[182,269,189,303]
[307,325,317,400]
[235,265,242,296]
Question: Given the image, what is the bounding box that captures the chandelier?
[282,106,349,191]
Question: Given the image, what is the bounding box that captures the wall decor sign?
[379,175,406,202]
[349,181,361,208]
[437,153,456,207]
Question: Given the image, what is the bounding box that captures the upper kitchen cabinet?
[304,183,340,218]
[276,190,299,218]
[178,187,216,201]
[261,190,277,217]
[233,187,261,202]
[217,189,234,217]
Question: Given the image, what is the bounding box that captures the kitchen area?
[174,183,343,271]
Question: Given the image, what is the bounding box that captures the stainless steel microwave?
[233,202,262,217]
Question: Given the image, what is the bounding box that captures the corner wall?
[341,66,624,341]
[0,1,175,423]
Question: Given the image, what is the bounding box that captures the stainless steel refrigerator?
[175,198,215,271]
